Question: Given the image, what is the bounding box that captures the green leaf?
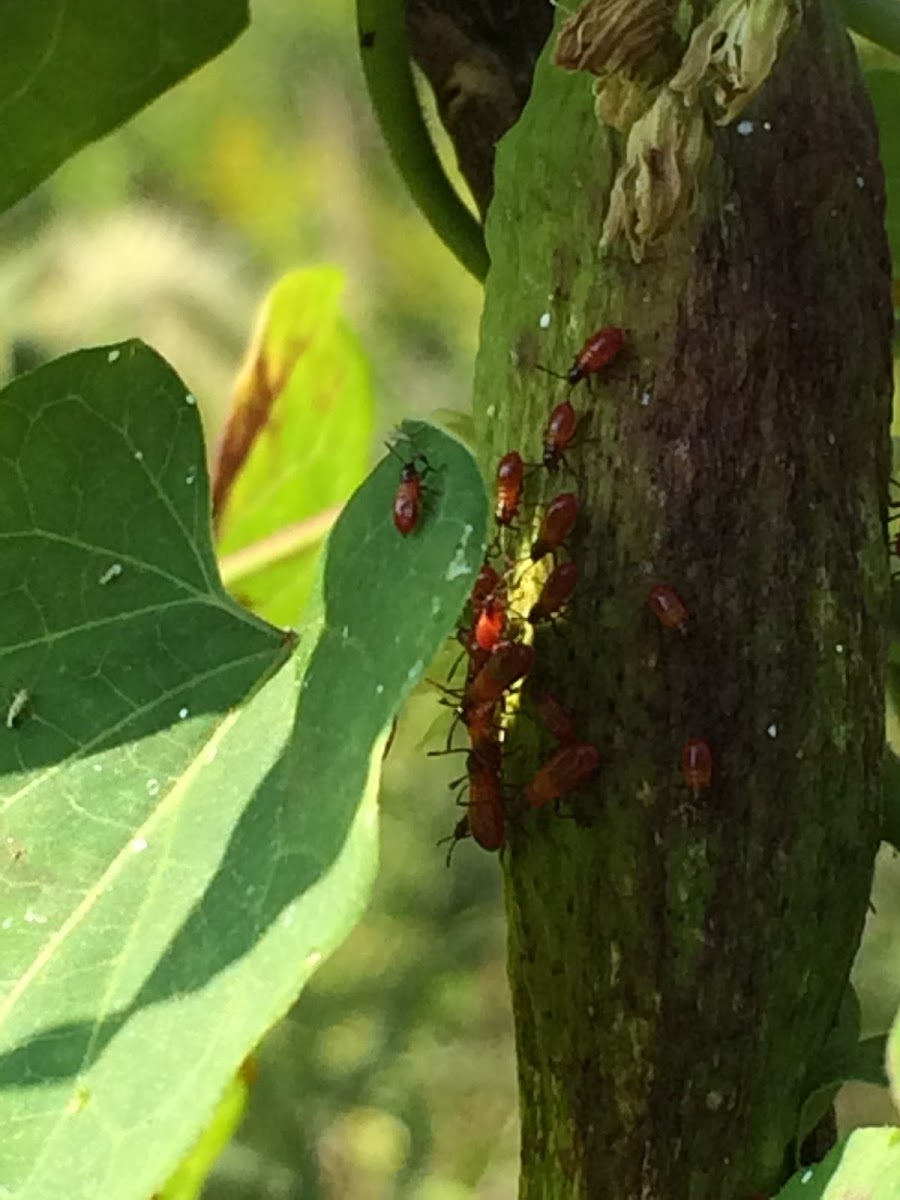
[0,0,248,215]
[155,1059,255,1200]
[776,1127,900,1197]
[886,982,900,1112]
[864,68,900,269]
[796,1024,887,1154]
[0,344,488,1200]
[843,0,900,59]
[215,267,373,625]
[885,750,900,850]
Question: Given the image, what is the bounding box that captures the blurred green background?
[1,0,898,1195]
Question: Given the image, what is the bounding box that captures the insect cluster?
[388,325,714,862]
[440,328,624,862]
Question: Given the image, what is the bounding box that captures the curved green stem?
[839,0,900,56]
[356,0,489,282]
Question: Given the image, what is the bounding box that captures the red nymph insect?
[532,690,577,745]
[463,641,535,715]
[531,493,578,562]
[680,738,713,797]
[542,401,578,472]
[388,443,435,537]
[537,326,625,387]
[495,451,526,527]
[566,326,625,386]
[528,561,578,624]
[471,562,503,610]
[466,762,506,853]
[474,597,507,652]
[525,743,600,807]
[648,584,689,634]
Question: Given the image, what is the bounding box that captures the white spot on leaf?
[130,837,148,853]
[6,689,29,729]
[99,563,123,586]
[539,312,551,329]
[107,349,121,363]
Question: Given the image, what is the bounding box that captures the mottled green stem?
[474,2,894,1196]
[356,0,489,281]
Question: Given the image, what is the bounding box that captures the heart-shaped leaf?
[0,342,487,1200]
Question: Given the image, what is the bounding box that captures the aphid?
[566,326,625,386]
[531,493,579,561]
[532,690,577,745]
[464,641,534,713]
[6,689,30,730]
[495,451,526,526]
[680,738,713,797]
[474,597,507,652]
[542,401,578,471]
[529,561,578,624]
[525,742,600,808]
[649,583,689,634]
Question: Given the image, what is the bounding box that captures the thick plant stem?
[473,3,894,1197]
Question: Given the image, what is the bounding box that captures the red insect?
[464,701,500,758]
[471,562,503,609]
[649,583,689,634]
[463,641,534,714]
[392,460,423,535]
[388,443,434,537]
[474,597,507,652]
[680,738,713,797]
[495,451,526,526]
[532,690,576,745]
[529,561,578,624]
[542,401,578,471]
[467,765,506,852]
[566,326,625,385]
[441,753,506,863]
[525,742,600,808]
[531,493,578,561]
